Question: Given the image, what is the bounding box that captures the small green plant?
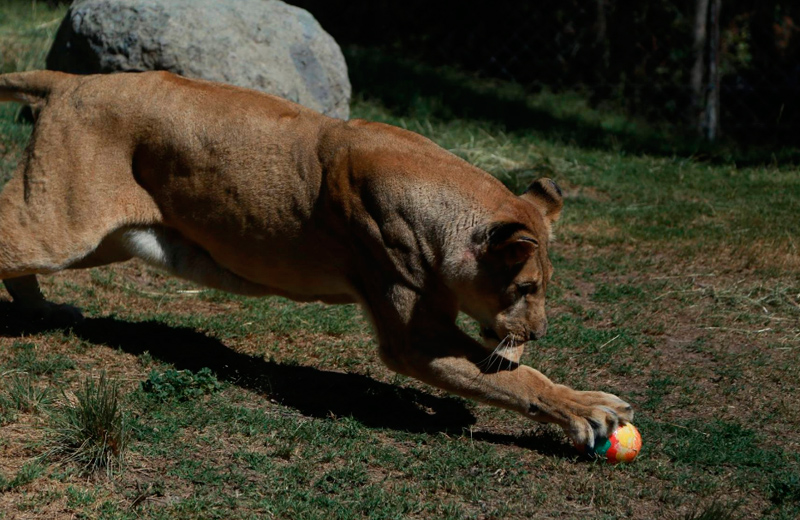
[44,374,128,476]
[9,342,76,376]
[684,501,740,520]
[140,367,222,402]
[0,461,45,492]
[3,372,52,413]
[137,351,154,367]
[0,390,16,425]
[65,485,97,509]
[0,405,14,425]
[770,473,800,505]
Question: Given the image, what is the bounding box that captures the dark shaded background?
[290,0,800,145]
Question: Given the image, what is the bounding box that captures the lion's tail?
[0,70,69,106]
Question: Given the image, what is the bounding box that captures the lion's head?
[454,178,563,352]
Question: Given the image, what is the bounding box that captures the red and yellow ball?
[577,423,642,463]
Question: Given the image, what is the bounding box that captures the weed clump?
[0,461,45,492]
[684,501,740,520]
[9,342,76,376]
[770,473,800,505]
[0,402,14,426]
[3,372,52,413]
[44,373,128,476]
[140,367,221,402]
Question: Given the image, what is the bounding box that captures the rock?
[46,0,350,119]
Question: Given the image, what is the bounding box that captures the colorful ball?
[578,423,642,463]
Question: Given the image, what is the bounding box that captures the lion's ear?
[479,222,539,266]
[520,178,563,225]
[497,237,539,266]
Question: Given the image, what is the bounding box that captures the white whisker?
[474,334,513,380]
[486,335,512,374]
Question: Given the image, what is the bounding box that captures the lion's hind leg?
[0,215,132,326]
[2,275,84,326]
[0,160,148,325]
[0,179,82,324]
[1,226,142,325]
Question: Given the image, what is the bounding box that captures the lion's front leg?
[381,329,633,449]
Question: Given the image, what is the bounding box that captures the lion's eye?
[517,282,537,295]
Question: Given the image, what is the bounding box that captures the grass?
[0,1,799,518]
[2,372,52,413]
[0,461,45,492]
[43,373,128,476]
[139,367,222,402]
[7,341,75,376]
[0,0,65,185]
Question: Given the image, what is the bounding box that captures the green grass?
[7,341,75,376]
[139,367,222,402]
[43,373,128,476]
[0,461,46,492]
[2,372,52,413]
[0,1,799,519]
[0,1,64,74]
[0,1,66,184]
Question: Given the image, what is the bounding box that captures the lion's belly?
[167,213,356,301]
[147,171,356,301]
[171,224,358,301]
[205,243,357,302]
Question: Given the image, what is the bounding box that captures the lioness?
[0,70,632,449]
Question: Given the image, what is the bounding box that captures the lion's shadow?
[0,301,572,456]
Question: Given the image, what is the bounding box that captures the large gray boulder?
[46,0,351,119]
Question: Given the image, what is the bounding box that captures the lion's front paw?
[561,389,634,449]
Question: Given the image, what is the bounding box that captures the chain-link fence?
[291,0,799,146]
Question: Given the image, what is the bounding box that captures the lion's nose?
[528,322,547,341]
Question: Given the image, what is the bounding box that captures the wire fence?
[291,0,800,145]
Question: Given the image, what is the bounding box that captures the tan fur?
[0,71,632,448]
